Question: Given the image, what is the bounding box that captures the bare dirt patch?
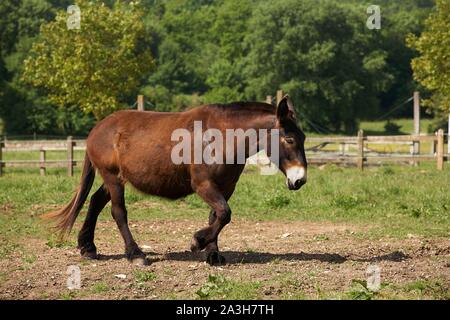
[0,219,448,299]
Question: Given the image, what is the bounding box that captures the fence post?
[412,92,420,166]
[137,95,144,111]
[40,148,46,176]
[0,140,3,176]
[266,95,273,105]
[430,139,436,155]
[67,136,74,177]
[276,90,283,105]
[436,129,444,170]
[357,129,364,170]
[339,143,346,156]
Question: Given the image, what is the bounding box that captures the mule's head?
[274,95,307,190]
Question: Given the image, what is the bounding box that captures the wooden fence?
[0,130,447,176]
[0,136,86,176]
[304,129,446,170]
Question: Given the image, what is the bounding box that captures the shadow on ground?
[95,250,409,265]
[160,250,409,265]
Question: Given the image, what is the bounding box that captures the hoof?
[80,248,98,260]
[131,256,148,266]
[207,251,226,266]
[190,232,208,252]
[126,246,148,265]
[190,237,201,252]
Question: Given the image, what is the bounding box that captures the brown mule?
[45,95,307,265]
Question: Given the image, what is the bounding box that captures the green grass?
[59,291,80,300]
[400,279,450,300]
[262,274,449,300]
[359,118,434,136]
[343,278,449,300]
[91,281,110,294]
[0,162,448,252]
[303,118,435,137]
[2,150,85,161]
[196,274,261,300]
[134,270,157,283]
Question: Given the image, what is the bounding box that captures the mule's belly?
[118,145,193,199]
[126,168,193,199]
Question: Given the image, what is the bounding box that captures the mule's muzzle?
[287,178,306,190]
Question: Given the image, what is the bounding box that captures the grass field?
[359,119,435,136]
[0,162,448,300]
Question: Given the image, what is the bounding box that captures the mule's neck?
[226,106,278,160]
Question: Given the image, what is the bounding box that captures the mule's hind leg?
[77,185,110,259]
[104,175,146,265]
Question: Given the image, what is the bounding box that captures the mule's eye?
[285,136,295,144]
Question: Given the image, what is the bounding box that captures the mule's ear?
[276,95,296,120]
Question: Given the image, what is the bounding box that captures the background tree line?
[0,0,446,136]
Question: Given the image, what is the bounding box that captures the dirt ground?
[0,219,449,299]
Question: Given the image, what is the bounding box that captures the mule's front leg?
[190,181,231,265]
[190,207,231,253]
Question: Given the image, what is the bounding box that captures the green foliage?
[1,161,448,239]
[264,190,291,209]
[360,118,434,135]
[60,291,79,300]
[91,281,110,293]
[404,279,450,300]
[407,0,450,121]
[196,274,260,299]
[331,194,363,210]
[139,0,434,133]
[134,270,157,282]
[347,279,378,300]
[244,0,389,132]
[0,0,441,134]
[22,0,155,119]
[380,166,395,175]
[46,234,75,248]
[384,120,402,134]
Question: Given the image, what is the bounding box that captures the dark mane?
[206,101,276,115]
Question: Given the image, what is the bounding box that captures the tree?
[407,0,450,121]
[242,0,394,133]
[141,0,217,111]
[22,0,155,119]
[0,0,438,135]
[203,0,252,103]
[0,0,57,135]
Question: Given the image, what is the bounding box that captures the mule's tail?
[42,153,95,237]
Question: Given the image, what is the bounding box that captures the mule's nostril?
[294,179,306,189]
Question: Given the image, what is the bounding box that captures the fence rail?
[304,129,446,170]
[0,130,447,176]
